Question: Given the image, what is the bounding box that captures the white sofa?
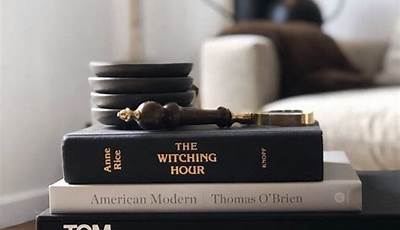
[201,35,400,170]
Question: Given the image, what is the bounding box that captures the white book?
[49,151,361,213]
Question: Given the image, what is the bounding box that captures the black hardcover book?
[62,125,323,184]
[36,171,400,230]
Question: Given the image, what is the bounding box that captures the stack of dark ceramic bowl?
[89,62,195,128]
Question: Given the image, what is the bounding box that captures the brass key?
[117,101,315,130]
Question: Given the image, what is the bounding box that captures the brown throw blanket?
[221,21,372,98]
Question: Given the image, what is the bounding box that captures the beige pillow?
[377,19,400,84]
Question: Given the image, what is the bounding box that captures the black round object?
[91,91,196,109]
[91,107,140,128]
[234,0,323,26]
[90,62,193,78]
[88,77,193,94]
[269,0,323,26]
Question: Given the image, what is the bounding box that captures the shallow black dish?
[88,77,193,94]
[90,62,192,78]
[91,91,196,109]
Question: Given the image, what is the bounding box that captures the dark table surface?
[357,170,400,216]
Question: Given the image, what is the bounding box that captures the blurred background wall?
[0,0,134,227]
[316,0,400,41]
[0,0,399,228]
[140,0,232,85]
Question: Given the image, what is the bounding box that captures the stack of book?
[36,122,362,229]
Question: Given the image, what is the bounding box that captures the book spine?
[62,128,323,183]
[49,181,361,213]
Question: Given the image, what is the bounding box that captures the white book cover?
[49,151,362,213]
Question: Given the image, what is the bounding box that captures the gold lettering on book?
[103,147,123,173]
[157,153,217,163]
[156,142,218,175]
[260,147,268,169]
[104,147,112,172]
[174,142,198,151]
[170,165,205,175]
[114,150,122,170]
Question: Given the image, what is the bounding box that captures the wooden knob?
[117,101,233,130]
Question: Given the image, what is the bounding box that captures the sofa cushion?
[262,87,400,170]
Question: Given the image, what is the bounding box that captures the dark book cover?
[35,209,400,230]
[62,125,323,184]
